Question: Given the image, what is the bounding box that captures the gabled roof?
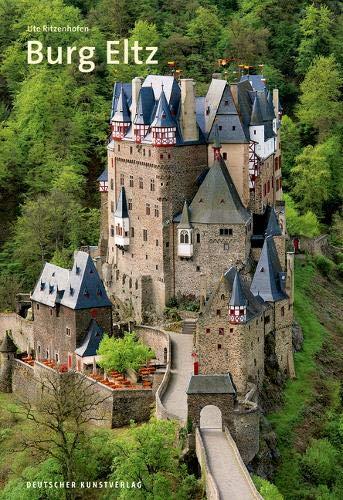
[112,88,131,123]
[0,332,17,352]
[178,201,191,229]
[240,74,266,91]
[150,89,176,128]
[133,86,155,125]
[31,251,112,310]
[229,269,248,307]
[97,168,108,182]
[75,319,104,357]
[204,79,227,134]
[265,207,282,236]
[250,95,264,126]
[250,236,287,302]
[114,187,129,218]
[188,155,250,224]
[187,374,236,395]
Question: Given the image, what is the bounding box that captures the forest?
[0,0,342,498]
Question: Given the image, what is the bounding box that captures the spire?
[114,187,129,218]
[265,207,282,237]
[266,90,276,120]
[212,123,221,160]
[179,201,191,229]
[0,332,17,353]
[250,95,264,126]
[229,270,248,307]
[112,88,131,123]
[250,236,287,302]
[151,89,175,128]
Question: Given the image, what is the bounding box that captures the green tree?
[253,475,284,500]
[302,439,338,485]
[297,55,343,139]
[296,5,334,76]
[284,194,320,237]
[97,332,155,374]
[280,115,301,181]
[109,419,199,499]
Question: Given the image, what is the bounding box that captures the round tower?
[0,331,17,393]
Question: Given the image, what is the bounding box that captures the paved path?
[162,331,194,422]
[201,429,259,500]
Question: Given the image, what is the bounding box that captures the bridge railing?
[195,427,220,500]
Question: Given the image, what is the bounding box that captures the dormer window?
[40,281,45,291]
[75,265,81,275]
[49,285,54,294]
[260,267,264,272]
[83,288,89,298]
[96,287,102,297]
[69,286,74,296]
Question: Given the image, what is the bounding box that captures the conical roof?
[112,88,131,123]
[229,270,248,307]
[266,90,276,120]
[178,201,191,229]
[0,332,17,353]
[189,155,250,224]
[151,89,175,128]
[250,95,264,126]
[133,86,155,125]
[265,207,282,236]
[115,187,129,218]
[250,236,287,302]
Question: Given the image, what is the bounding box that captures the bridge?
[160,330,262,500]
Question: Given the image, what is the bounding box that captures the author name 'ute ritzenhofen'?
[27,40,159,73]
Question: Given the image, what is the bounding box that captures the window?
[117,144,120,152]
[196,233,200,243]
[50,309,53,316]
[55,353,59,363]
[218,125,222,130]
[38,345,41,355]
[143,229,148,241]
[156,265,158,270]
[254,358,257,367]
[154,205,159,217]
[264,316,270,324]
[221,294,225,300]
[139,177,143,189]
[128,199,133,210]
[168,153,171,159]
[180,230,189,244]
[160,154,163,159]
[131,227,134,237]
[219,328,224,335]
[111,201,114,212]
[232,125,236,131]
[66,328,71,336]
[146,254,148,260]
[36,303,40,310]
[143,149,146,156]
[230,328,233,333]
[129,175,134,187]
[206,328,210,333]
[254,130,256,135]
[156,239,159,246]
[224,243,229,250]
[146,203,150,215]
[120,174,124,186]
[150,179,155,191]
[110,178,114,190]
[216,309,221,317]
[224,100,229,106]
[196,265,200,272]
[281,306,285,317]
[111,225,114,237]
[148,150,151,157]
[166,242,169,247]
[223,152,227,160]
[220,228,232,236]
[130,146,133,154]
[218,344,222,349]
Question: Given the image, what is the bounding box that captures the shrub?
[253,475,284,499]
[337,263,343,278]
[314,255,336,276]
[335,252,343,264]
[301,439,338,485]
[166,296,178,308]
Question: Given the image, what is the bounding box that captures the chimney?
[230,83,239,111]
[273,88,279,117]
[180,79,198,142]
[131,77,142,121]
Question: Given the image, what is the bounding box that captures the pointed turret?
[114,187,130,248]
[97,169,108,193]
[265,207,282,237]
[250,95,264,126]
[133,86,155,143]
[177,201,193,258]
[228,269,248,324]
[111,88,131,140]
[250,236,287,302]
[151,89,176,146]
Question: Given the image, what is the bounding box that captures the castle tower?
[150,89,176,146]
[97,169,109,259]
[114,186,130,249]
[0,332,17,393]
[111,88,131,140]
[229,270,247,324]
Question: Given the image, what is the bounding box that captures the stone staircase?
[182,319,197,335]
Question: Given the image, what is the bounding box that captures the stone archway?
[200,405,222,430]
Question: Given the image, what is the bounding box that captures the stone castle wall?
[0,313,34,353]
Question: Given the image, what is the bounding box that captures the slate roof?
[188,155,250,224]
[250,236,287,302]
[114,187,129,218]
[178,201,191,229]
[75,320,104,357]
[223,267,265,320]
[110,82,132,121]
[250,95,264,125]
[151,89,176,128]
[133,86,155,125]
[265,207,282,236]
[240,74,266,91]
[187,374,236,395]
[31,251,112,310]
[112,88,131,123]
[229,269,248,307]
[97,169,108,182]
[0,332,17,353]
